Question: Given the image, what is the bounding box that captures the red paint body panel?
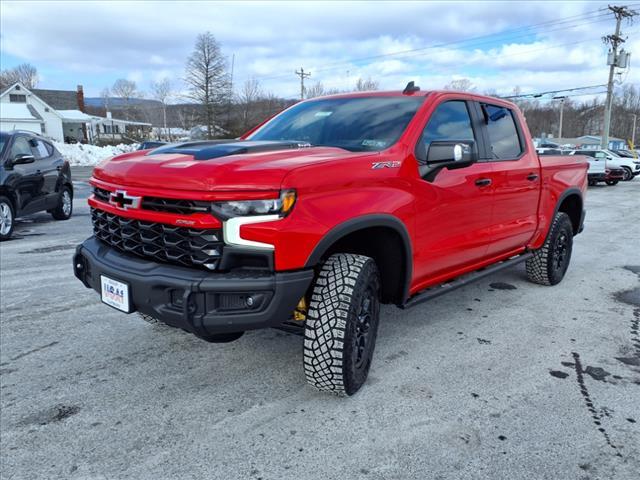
[88,90,588,300]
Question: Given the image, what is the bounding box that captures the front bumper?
[74,237,314,336]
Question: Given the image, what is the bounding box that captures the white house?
[0,82,151,143]
[0,83,66,140]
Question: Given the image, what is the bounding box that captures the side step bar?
[401,252,533,309]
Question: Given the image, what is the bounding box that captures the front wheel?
[526,212,573,286]
[303,253,380,396]
[0,196,15,241]
[621,167,633,181]
[51,186,73,220]
[605,180,619,186]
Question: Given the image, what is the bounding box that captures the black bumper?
[73,237,314,336]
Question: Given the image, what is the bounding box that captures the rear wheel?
[0,196,15,241]
[605,180,619,186]
[621,167,633,181]
[526,212,573,286]
[303,253,380,396]
[51,186,73,220]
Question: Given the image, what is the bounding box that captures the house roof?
[0,103,41,122]
[58,109,94,122]
[31,88,79,110]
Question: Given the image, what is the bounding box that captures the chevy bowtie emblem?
[109,190,142,210]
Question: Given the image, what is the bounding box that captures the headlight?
[211,190,296,219]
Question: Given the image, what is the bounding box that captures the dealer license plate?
[100,275,131,313]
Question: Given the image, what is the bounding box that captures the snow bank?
[53,141,137,166]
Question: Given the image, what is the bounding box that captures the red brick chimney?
[77,85,85,112]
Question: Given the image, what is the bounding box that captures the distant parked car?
[579,148,640,181]
[613,149,638,159]
[0,131,73,240]
[137,141,167,150]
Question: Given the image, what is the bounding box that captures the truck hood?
[92,141,369,191]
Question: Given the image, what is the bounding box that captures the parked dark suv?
[0,131,73,240]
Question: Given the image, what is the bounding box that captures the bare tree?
[355,77,379,91]
[237,77,263,131]
[0,63,39,89]
[443,78,475,92]
[151,78,173,140]
[305,81,325,99]
[111,79,139,120]
[184,32,229,139]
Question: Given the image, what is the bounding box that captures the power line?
[252,8,615,83]
[503,84,608,99]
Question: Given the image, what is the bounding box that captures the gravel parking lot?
[1,176,639,480]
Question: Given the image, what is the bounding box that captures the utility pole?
[556,96,566,139]
[631,113,637,146]
[601,5,636,149]
[295,67,311,100]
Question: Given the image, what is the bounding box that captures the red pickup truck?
[74,85,588,395]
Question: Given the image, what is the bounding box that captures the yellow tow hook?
[293,296,308,321]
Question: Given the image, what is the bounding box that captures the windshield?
[249,96,424,152]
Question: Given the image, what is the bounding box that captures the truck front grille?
[91,207,223,270]
[92,187,210,215]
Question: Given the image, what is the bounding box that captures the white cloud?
[1,0,636,100]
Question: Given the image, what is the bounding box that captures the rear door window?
[32,140,50,159]
[482,104,523,160]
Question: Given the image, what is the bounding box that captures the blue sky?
[1,1,638,101]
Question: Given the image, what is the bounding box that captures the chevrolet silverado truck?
[73,84,588,396]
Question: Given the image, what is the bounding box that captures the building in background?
[0,82,150,143]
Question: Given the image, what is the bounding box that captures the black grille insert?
[141,197,210,214]
[92,188,210,215]
[91,207,222,270]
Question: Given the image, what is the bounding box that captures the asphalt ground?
[0,175,639,480]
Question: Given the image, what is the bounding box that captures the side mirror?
[12,153,35,165]
[426,141,476,169]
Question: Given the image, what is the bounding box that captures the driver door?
[411,100,496,285]
[8,135,45,215]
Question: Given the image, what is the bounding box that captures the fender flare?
[546,187,584,240]
[304,214,413,304]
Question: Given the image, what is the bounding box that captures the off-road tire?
[605,180,619,186]
[526,212,573,286]
[51,186,73,220]
[621,167,633,181]
[0,196,15,241]
[303,253,380,396]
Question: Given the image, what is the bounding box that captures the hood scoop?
[147,140,311,161]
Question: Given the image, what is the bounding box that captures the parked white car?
[579,148,640,181]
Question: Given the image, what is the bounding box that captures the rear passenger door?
[31,138,63,207]
[479,103,540,256]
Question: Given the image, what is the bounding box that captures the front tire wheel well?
[320,226,407,304]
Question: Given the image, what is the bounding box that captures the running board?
[401,252,533,309]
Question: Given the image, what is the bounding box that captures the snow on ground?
[53,141,137,166]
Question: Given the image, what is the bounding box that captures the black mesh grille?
[92,187,210,215]
[91,207,223,270]
[93,187,110,203]
[141,197,210,214]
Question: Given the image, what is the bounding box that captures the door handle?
[526,173,539,181]
[56,166,62,171]
[475,178,492,187]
